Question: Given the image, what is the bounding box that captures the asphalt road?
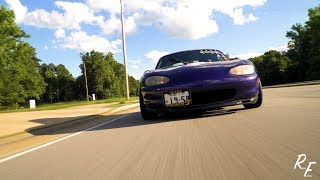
[1,85,320,179]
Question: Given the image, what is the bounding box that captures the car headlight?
[230,65,255,75]
[145,76,169,86]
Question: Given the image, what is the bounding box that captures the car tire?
[243,82,263,109]
[140,92,157,120]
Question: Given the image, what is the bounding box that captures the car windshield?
[156,50,227,69]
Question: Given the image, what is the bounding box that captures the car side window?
[216,54,225,61]
[218,53,229,61]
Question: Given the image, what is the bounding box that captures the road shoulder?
[0,104,139,160]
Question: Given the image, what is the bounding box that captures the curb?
[27,103,139,133]
[109,103,139,113]
[0,103,139,140]
[262,80,320,89]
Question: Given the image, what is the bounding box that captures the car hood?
[142,59,252,86]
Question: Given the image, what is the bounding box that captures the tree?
[74,76,86,101]
[79,51,140,100]
[129,76,140,96]
[285,4,320,81]
[250,50,291,86]
[247,5,320,85]
[286,23,311,81]
[0,6,46,109]
[39,63,75,103]
[56,64,75,102]
[306,5,320,79]
[105,52,125,97]
[0,69,24,108]
[39,63,57,103]
[80,51,115,99]
[105,52,140,97]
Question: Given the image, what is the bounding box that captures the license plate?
[163,90,191,107]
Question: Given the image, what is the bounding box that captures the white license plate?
[164,91,191,107]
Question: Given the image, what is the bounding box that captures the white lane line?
[0,113,132,163]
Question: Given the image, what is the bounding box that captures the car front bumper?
[141,74,260,113]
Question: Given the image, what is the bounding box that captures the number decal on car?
[164,91,192,107]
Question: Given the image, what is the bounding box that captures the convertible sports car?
[139,49,263,120]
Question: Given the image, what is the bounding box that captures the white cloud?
[127,59,143,79]
[5,0,27,23]
[232,9,258,25]
[268,44,288,52]
[6,0,137,37]
[132,65,139,69]
[156,4,219,39]
[5,0,126,53]
[55,31,122,53]
[85,0,267,39]
[128,59,141,69]
[231,44,288,59]
[44,45,49,50]
[86,0,120,14]
[5,0,267,53]
[145,50,170,62]
[5,0,99,29]
[97,15,120,35]
[231,52,263,59]
[6,0,267,40]
[96,14,137,36]
[54,28,65,38]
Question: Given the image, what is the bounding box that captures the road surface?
[0,85,320,179]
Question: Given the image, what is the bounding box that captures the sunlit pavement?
[0,85,319,179]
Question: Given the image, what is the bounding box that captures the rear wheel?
[140,92,158,120]
[243,82,263,109]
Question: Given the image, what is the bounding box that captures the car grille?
[191,89,236,105]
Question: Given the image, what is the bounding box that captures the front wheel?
[140,92,158,120]
[243,83,263,109]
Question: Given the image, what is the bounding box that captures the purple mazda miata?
[139,49,263,120]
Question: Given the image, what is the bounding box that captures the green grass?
[0,97,138,113]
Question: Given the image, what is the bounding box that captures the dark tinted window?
[156,50,227,69]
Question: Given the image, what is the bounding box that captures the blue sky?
[1,0,319,79]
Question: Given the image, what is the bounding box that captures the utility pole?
[83,59,89,102]
[120,0,130,100]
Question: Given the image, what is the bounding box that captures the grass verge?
[0,97,138,113]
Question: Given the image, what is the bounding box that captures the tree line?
[248,5,320,86]
[0,6,139,109]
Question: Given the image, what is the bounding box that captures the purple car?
[139,49,263,120]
